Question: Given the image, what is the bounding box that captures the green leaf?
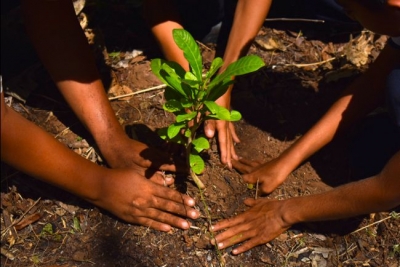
[204,101,219,114]
[192,136,210,152]
[189,153,205,174]
[208,106,231,121]
[160,64,186,97]
[173,29,203,81]
[184,128,192,138]
[229,110,242,121]
[205,57,223,81]
[208,55,265,89]
[204,104,241,121]
[164,99,183,112]
[73,217,81,232]
[176,111,197,122]
[40,223,54,237]
[164,61,186,79]
[184,71,199,81]
[197,90,207,102]
[151,58,167,83]
[167,123,185,139]
[181,98,194,108]
[182,79,200,88]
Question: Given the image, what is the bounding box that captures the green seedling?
[151,29,265,188]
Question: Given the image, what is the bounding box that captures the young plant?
[151,29,265,188]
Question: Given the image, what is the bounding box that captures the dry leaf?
[255,36,287,51]
[344,32,375,67]
[108,85,133,101]
[14,213,41,230]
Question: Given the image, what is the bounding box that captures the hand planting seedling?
[151,28,265,189]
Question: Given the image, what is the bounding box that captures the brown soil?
[1,2,399,267]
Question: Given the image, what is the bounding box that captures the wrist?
[278,198,303,227]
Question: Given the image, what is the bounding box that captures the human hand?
[204,91,240,169]
[96,168,200,231]
[100,135,186,177]
[232,157,292,194]
[211,198,290,254]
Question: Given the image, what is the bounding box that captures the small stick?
[108,84,167,101]
[196,41,212,51]
[54,127,70,138]
[1,198,41,237]
[265,18,325,23]
[274,57,337,68]
[255,178,260,200]
[350,214,394,234]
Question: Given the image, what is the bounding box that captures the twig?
[350,214,395,234]
[274,57,337,68]
[108,84,167,101]
[1,198,41,237]
[196,41,212,51]
[54,127,70,138]
[255,178,260,200]
[265,18,325,23]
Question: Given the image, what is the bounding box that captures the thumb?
[242,173,259,184]
[244,198,258,207]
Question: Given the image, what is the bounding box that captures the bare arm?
[204,0,273,167]
[222,0,273,69]
[213,150,400,254]
[1,92,199,231]
[20,0,178,172]
[239,42,400,193]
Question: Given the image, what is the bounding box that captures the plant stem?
[190,170,224,266]
[190,169,205,189]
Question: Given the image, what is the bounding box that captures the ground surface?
[1,1,399,267]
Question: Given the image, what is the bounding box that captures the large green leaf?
[173,29,203,82]
[208,55,265,89]
[189,153,205,174]
[160,64,186,97]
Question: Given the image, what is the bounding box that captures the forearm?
[281,151,400,225]
[278,44,400,172]
[143,0,188,70]
[1,105,105,203]
[222,0,273,69]
[21,0,127,150]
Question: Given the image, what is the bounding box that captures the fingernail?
[182,221,189,229]
[218,243,223,248]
